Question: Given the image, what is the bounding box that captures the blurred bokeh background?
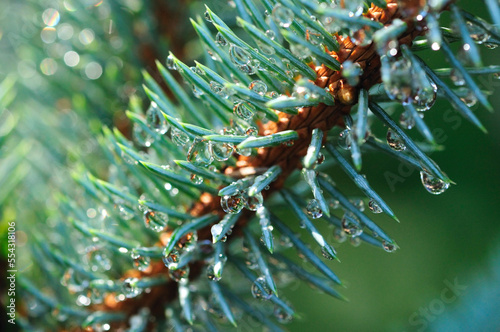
[1,0,499,331]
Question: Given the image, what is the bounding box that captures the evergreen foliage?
[1,0,500,330]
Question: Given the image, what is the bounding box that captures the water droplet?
[246,126,258,136]
[350,198,365,212]
[328,199,340,210]
[420,171,449,195]
[274,304,293,324]
[221,194,246,214]
[206,264,221,281]
[143,210,168,232]
[236,146,252,157]
[133,123,154,147]
[169,265,190,282]
[321,246,334,260]
[204,11,212,22]
[239,63,257,75]
[368,199,383,214]
[190,173,203,185]
[211,224,223,241]
[233,102,255,121]
[146,102,169,134]
[386,129,406,151]
[265,30,276,40]
[246,192,263,211]
[306,29,323,46]
[249,80,268,95]
[306,199,323,219]
[333,228,347,243]
[171,128,190,146]
[399,110,415,129]
[272,4,294,28]
[450,69,465,86]
[130,249,151,272]
[251,276,273,300]
[167,54,176,70]
[187,138,214,167]
[381,56,413,103]
[229,44,252,66]
[350,236,361,247]
[215,32,227,47]
[338,129,352,150]
[122,278,142,298]
[342,214,363,237]
[210,81,227,98]
[383,241,397,253]
[413,81,437,111]
[459,89,478,107]
[350,26,374,47]
[192,84,204,98]
[279,234,293,248]
[211,142,234,161]
[87,248,112,272]
[162,248,180,270]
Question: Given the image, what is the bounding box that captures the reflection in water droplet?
[246,193,263,211]
[169,265,190,282]
[190,173,203,185]
[143,210,168,232]
[368,199,383,214]
[274,304,293,324]
[204,11,212,22]
[187,138,213,167]
[333,228,347,243]
[342,213,363,237]
[215,32,227,46]
[221,194,246,214]
[209,81,227,98]
[233,102,255,121]
[229,44,252,67]
[321,246,334,260]
[272,4,294,28]
[130,249,151,271]
[399,110,415,129]
[350,236,361,247]
[166,55,176,70]
[413,81,437,111]
[146,102,169,134]
[383,241,397,253]
[386,129,406,151]
[163,248,180,270]
[211,142,234,161]
[420,171,449,195]
[122,278,142,298]
[206,264,221,281]
[171,128,190,146]
[306,199,323,219]
[251,276,272,300]
[249,80,268,95]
